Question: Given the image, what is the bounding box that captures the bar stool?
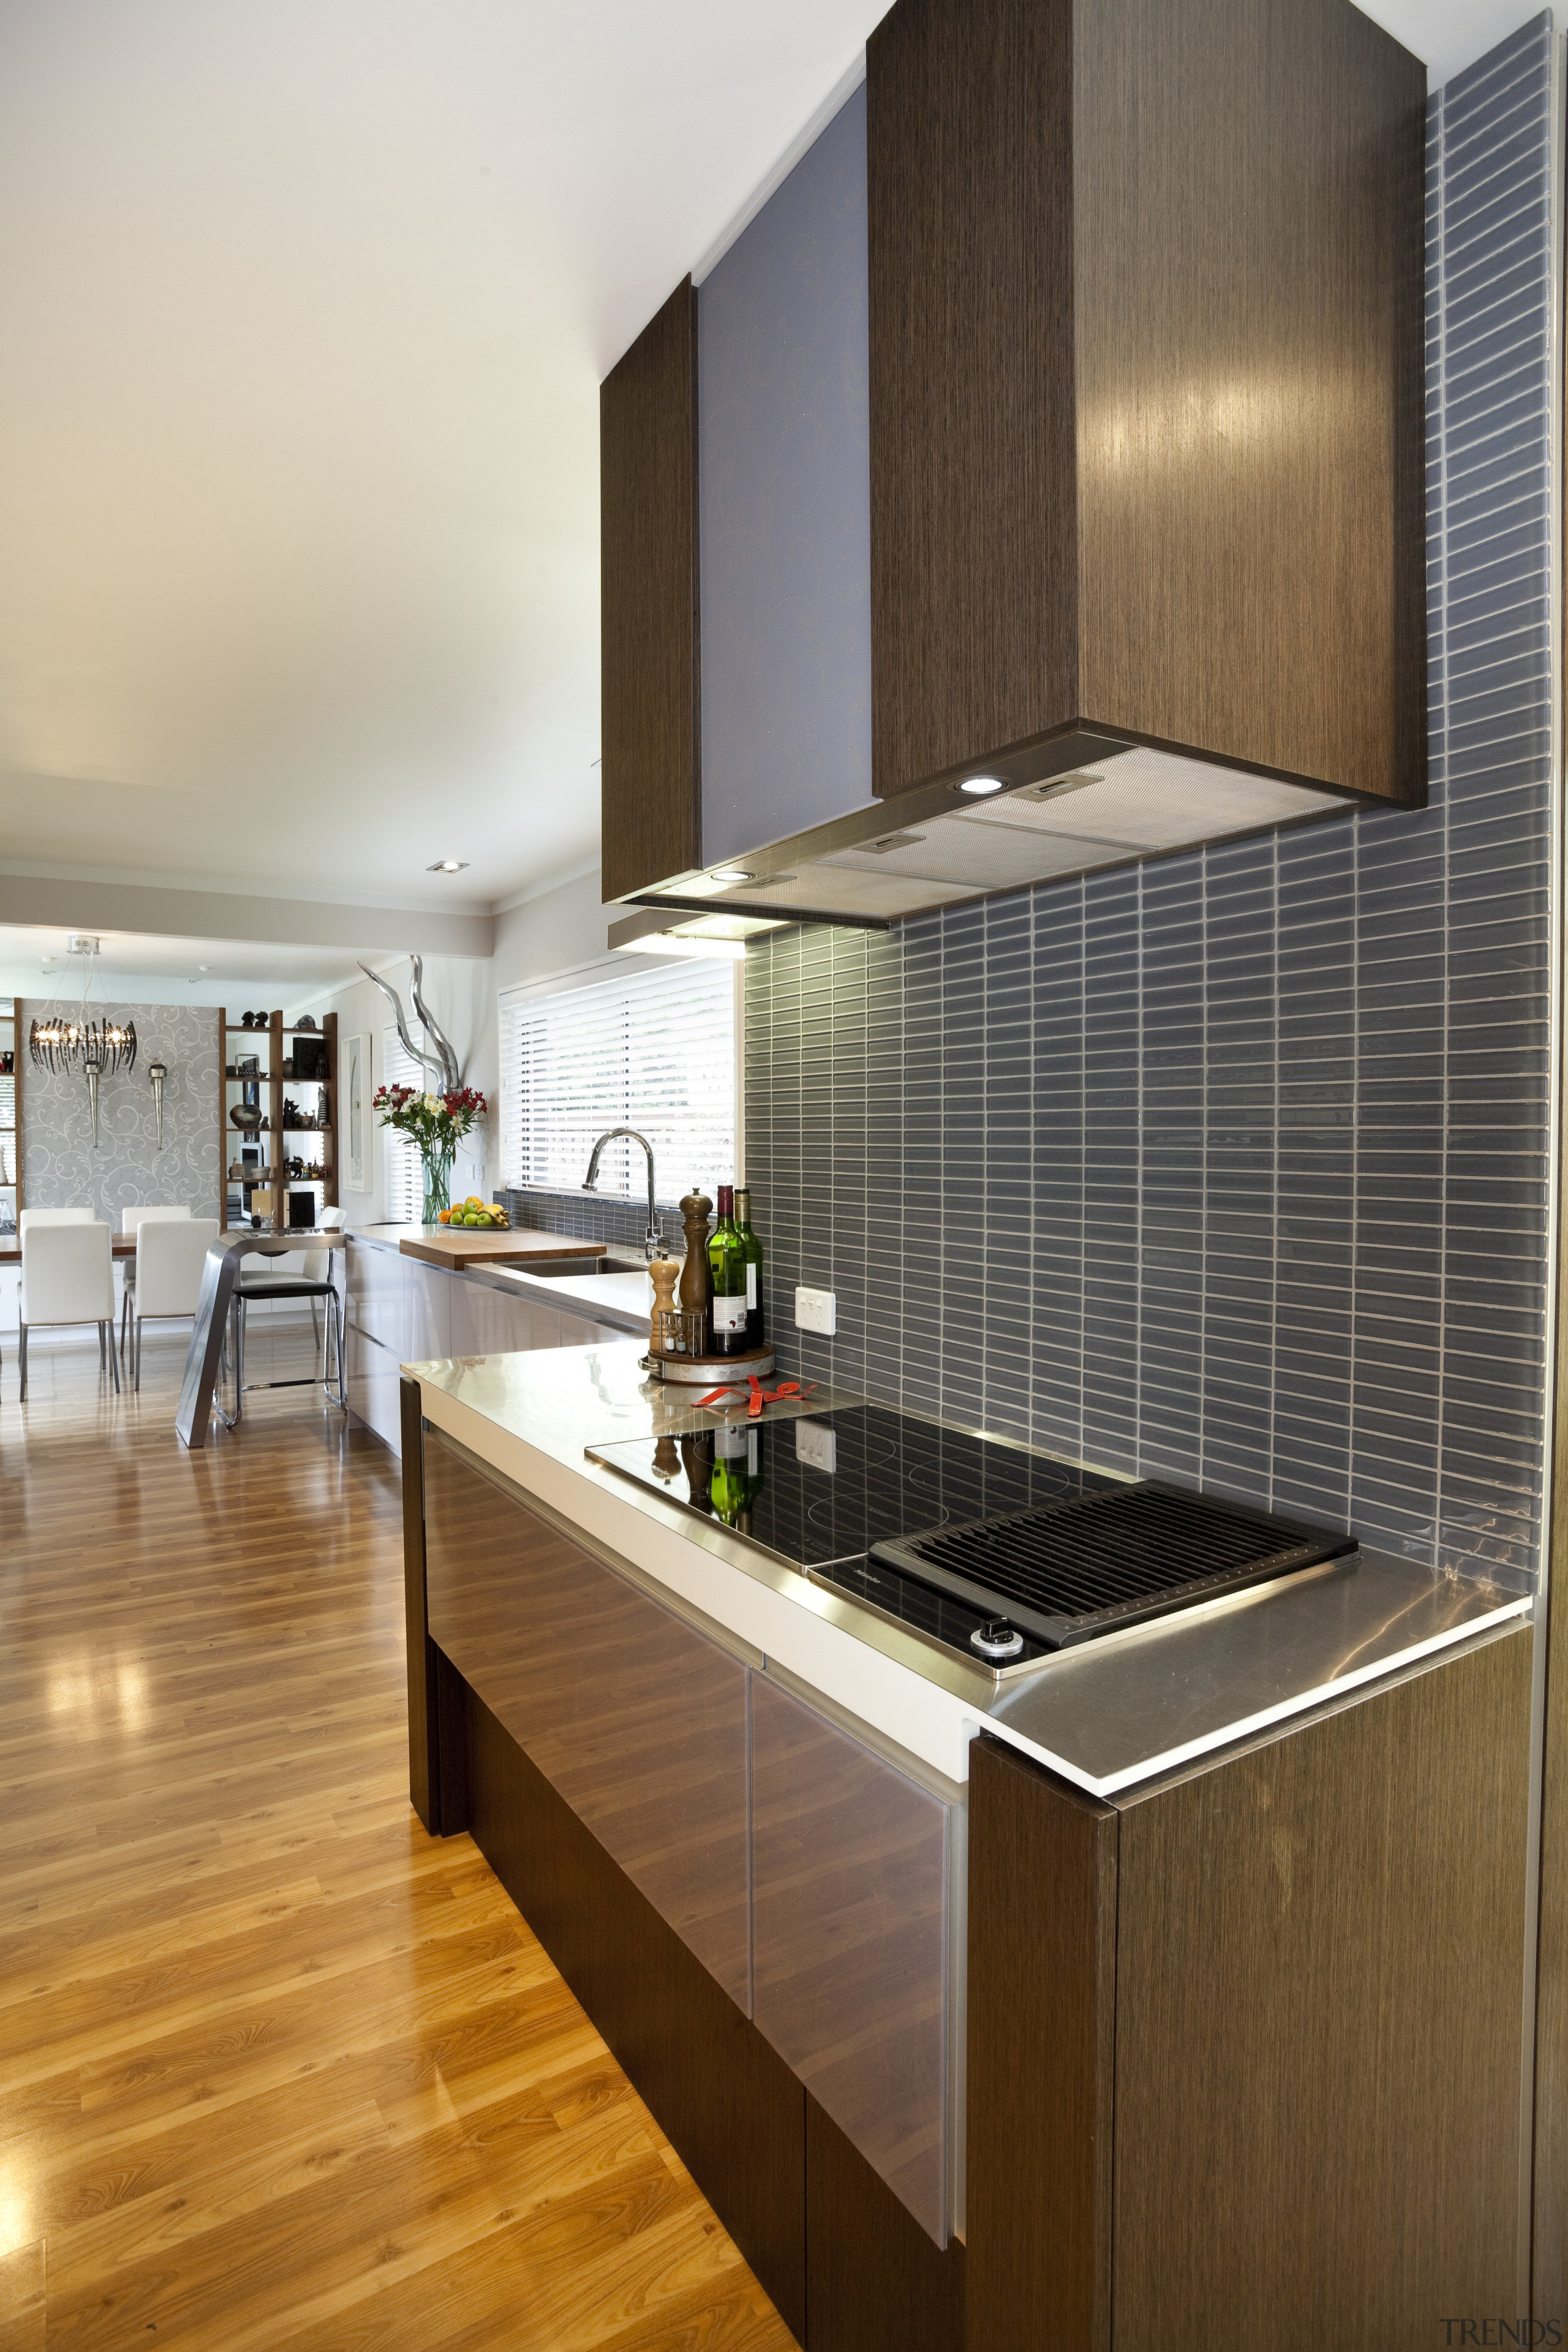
[224,1213,347,1421]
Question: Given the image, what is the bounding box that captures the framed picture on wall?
[345,1031,371,1192]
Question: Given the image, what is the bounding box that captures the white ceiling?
[0,924,366,1009]
[0,0,1540,932]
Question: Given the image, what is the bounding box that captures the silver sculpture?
[356,957,461,1091]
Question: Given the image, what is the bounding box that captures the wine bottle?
[734,1186,764,1346]
[712,1420,764,1529]
[707,1184,749,1355]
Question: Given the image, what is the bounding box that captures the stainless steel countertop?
[407,1338,1534,1796]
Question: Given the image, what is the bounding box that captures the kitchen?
[378,0,1561,2343]
[0,0,1560,2343]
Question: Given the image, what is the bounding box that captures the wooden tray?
[400,1228,608,1270]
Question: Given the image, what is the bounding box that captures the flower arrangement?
[372,1082,488,1226]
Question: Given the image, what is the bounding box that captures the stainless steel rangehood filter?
[627,739,1349,932]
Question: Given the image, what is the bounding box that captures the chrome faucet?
[583,1126,662,1259]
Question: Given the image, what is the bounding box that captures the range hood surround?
[635,732,1355,929]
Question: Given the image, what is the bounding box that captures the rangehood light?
[624,933,747,962]
[709,867,754,884]
[958,776,1006,795]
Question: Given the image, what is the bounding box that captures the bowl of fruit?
[437,1197,511,1231]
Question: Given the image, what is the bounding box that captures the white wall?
[284,862,611,1221]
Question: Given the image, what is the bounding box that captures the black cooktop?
[587,1406,1123,1665]
[587,1405,1120,1569]
[586,1406,1354,1674]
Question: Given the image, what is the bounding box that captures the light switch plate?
[794,1284,837,1336]
[795,1421,837,1473]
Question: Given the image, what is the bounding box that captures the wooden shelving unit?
[0,997,19,1237]
[219,1008,337,1234]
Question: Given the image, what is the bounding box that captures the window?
[500,957,737,1204]
[382,1027,424,1223]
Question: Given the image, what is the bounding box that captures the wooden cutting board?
[400,1227,608,1270]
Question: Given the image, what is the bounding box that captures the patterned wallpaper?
[18,1001,221,1222]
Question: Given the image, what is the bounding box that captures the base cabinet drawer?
[750,1671,954,2248]
[346,1325,403,1453]
[423,1432,750,2010]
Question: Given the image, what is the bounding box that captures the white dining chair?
[131,1217,219,1391]
[119,1205,192,1360]
[20,1222,118,1400]
[19,1206,96,1232]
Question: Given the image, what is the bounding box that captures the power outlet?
[794,1284,837,1336]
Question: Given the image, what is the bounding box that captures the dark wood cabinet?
[599,0,1425,915]
[968,1627,1534,2352]
[423,1429,752,2010]
[867,0,1427,812]
[750,1672,956,2248]
[600,279,701,902]
[404,1396,1534,2348]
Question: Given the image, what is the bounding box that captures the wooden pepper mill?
[648,1254,679,1357]
[678,1190,713,1349]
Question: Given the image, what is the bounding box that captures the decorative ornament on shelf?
[372,1082,488,1227]
[30,935,137,1079]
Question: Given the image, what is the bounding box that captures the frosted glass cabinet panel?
[749,1672,951,2245]
[423,1433,751,2011]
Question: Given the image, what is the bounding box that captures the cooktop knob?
[971,1618,1025,1661]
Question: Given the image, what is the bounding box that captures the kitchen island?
[402,1340,1535,2351]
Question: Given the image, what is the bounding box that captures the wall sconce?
[149,1061,168,1152]
[83,1035,106,1148]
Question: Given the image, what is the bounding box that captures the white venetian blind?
[382,1028,424,1223]
[500,958,737,1204]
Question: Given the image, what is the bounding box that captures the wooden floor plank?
[0,1321,798,2349]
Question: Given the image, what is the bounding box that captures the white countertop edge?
[415,1378,986,1784]
[978,1590,1537,1801]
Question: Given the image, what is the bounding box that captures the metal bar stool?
[221,1214,348,1423]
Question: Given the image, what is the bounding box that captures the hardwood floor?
[0,1316,797,2351]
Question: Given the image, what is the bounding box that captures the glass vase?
[420,1142,456,1227]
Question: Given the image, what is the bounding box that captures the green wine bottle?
[711,1420,765,1528]
[707,1184,748,1355]
[734,1186,765,1347]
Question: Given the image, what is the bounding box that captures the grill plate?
[870,1482,1355,1650]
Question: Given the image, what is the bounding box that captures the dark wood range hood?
[600,0,1427,924]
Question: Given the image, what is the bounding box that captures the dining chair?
[119,1205,192,1360]
[20,1222,118,1400]
[18,1207,95,1232]
[131,1217,219,1392]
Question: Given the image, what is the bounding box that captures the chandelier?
[30,936,137,1077]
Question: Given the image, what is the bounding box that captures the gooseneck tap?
[583,1127,661,1259]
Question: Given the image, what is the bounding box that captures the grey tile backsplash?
[499,1184,685,1255]
[745,17,1557,1586]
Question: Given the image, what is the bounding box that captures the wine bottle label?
[713,1294,747,1338]
[716,1425,748,1460]
[746,1265,758,1309]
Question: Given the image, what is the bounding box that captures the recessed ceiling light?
[197,963,211,971]
[428,859,470,873]
[709,867,754,884]
[957,776,1006,796]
